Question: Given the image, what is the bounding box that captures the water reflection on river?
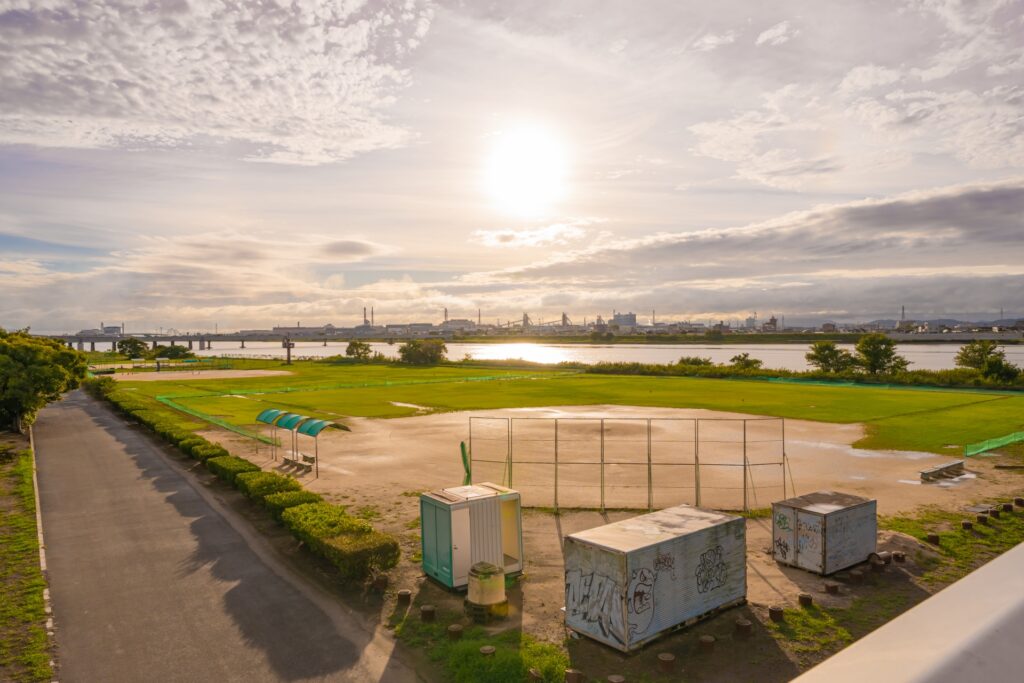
[189,340,1024,372]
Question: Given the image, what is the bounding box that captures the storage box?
[772,491,877,575]
[420,483,523,589]
[563,505,746,652]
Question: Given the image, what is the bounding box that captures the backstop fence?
[468,416,788,512]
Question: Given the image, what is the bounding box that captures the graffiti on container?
[774,537,790,560]
[797,518,821,553]
[627,567,656,636]
[654,548,676,579]
[694,545,728,593]
[565,569,626,645]
[775,512,791,530]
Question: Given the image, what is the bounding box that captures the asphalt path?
[33,390,417,682]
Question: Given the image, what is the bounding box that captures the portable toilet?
[772,491,877,575]
[420,483,523,590]
[564,505,747,652]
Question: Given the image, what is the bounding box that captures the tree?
[729,352,763,370]
[677,356,713,366]
[397,339,447,365]
[955,340,1005,370]
[147,344,194,360]
[981,356,1020,382]
[0,329,88,431]
[116,337,148,358]
[854,333,909,375]
[345,340,372,361]
[805,341,856,373]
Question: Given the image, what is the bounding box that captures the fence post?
[694,420,702,507]
[647,419,653,512]
[781,418,787,498]
[468,417,473,484]
[742,420,748,512]
[507,418,513,488]
[600,419,606,513]
[554,419,559,513]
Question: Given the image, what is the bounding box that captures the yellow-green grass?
[0,446,52,682]
[117,361,1024,455]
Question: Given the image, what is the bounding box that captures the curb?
[29,426,58,681]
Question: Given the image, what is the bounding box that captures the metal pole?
[647,419,653,512]
[315,438,319,478]
[600,419,606,513]
[694,419,702,507]
[468,417,473,482]
[554,419,559,513]
[743,420,749,512]
[781,418,787,498]
[507,418,513,488]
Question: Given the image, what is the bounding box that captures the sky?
[1,0,1022,333]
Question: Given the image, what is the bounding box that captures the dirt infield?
[110,369,292,381]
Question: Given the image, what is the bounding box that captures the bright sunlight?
[484,124,567,218]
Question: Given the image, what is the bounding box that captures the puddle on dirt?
[791,440,935,460]
[898,479,922,485]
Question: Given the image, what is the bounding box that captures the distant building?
[745,315,757,330]
[821,322,837,333]
[762,316,778,332]
[440,318,476,332]
[611,312,637,327]
[272,323,337,336]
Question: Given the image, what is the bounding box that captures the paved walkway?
[33,390,415,682]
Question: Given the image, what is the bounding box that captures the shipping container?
[420,482,523,589]
[563,505,746,652]
[772,491,877,575]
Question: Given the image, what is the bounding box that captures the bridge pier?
[152,340,158,350]
[323,340,327,347]
[76,339,84,351]
[90,341,95,352]
[207,340,213,350]
[188,340,193,350]
[240,340,245,349]
[199,340,205,350]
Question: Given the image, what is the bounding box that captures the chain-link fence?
[468,416,788,511]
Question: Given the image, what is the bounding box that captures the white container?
[772,491,877,575]
[563,505,746,652]
[420,482,523,589]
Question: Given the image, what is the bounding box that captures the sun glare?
[484,124,567,219]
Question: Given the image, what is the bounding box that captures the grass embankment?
[390,604,568,682]
[767,491,1024,665]
[0,441,52,683]
[115,360,1024,455]
[446,333,866,345]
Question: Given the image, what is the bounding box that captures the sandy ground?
[200,403,1022,657]
[111,369,292,381]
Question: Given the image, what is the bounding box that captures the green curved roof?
[277,414,308,430]
[256,408,286,425]
[297,419,331,437]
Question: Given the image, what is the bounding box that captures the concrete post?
[90,341,95,352]
[188,340,193,350]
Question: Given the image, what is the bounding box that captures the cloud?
[0,0,435,164]
[692,31,738,52]
[839,65,903,94]
[471,220,592,248]
[755,20,799,47]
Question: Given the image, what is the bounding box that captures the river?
[183,340,1024,372]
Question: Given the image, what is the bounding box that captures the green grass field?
[116,360,1024,454]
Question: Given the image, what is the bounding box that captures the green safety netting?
[256,408,286,424]
[965,431,1024,457]
[276,413,308,430]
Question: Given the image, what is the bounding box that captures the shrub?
[281,502,399,580]
[235,471,301,502]
[321,530,401,580]
[264,490,323,521]
[205,455,260,484]
[176,437,206,457]
[191,443,229,462]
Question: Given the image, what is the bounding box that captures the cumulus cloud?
[0,0,435,164]
[755,20,799,47]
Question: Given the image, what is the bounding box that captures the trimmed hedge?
[281,502,399,579]
[235,471,301,503]
[206,455,260,484]
[191,443,229,462]
[264,490,324,521]
[321,530,401,581]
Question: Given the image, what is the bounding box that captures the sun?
[484,124,567,219]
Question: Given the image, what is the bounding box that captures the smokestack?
[478,308,481,325]
[444,307,448,322]
[363,307,368,325]
[371,307,374,326]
